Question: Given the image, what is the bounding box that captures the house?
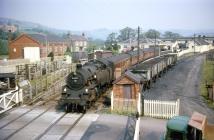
[118,38,166,53]
[0,24,17,33]
[9,34,41,60]
[28,33,67,57]
[68,34,88,52]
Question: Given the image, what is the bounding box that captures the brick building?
[28,33,67,57]
[9,34,41,59]
[9,33,88,60]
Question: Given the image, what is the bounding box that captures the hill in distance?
[1,17,214,40]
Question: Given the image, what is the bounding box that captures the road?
[144,54,214,124]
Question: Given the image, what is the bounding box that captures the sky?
[0,0,214,31]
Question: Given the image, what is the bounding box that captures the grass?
[0,55,8,60]
[200,60,214,109]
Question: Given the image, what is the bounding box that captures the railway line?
[0,100,98,140]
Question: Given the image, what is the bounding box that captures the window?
[83,41,87,46]
[80,41,83,46]
[75,41,79,46]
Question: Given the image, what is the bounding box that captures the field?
[200,60,214,109]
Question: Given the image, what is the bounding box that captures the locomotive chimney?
[71,63,77,74]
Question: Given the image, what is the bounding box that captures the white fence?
[0,87,23,114]
[144,99,180,119]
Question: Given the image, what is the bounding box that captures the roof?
[124,71,142,83]
[9,34,41,45]
[195,38,209,46]
[113,70,143,84]
[167,116,190,133]
[178,43,187,48]
[70,35,87,41]
[119,38,163,45]
[28,33,66,43]
[108,53,130,64]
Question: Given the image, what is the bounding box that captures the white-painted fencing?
[0,87,23,114]
[144,99,180,119]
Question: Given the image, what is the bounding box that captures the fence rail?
[0,87,23,114]
[20,68,70,103]
[144,99,180,119]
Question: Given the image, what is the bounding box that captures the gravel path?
[144,54,214,124]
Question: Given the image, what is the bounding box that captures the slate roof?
[28,33,66,43]
[113,70,143,84]
[70,35,87,41]
[28,33,87,43]
[108,48,157,64]
[119,38,163,44]
[108,53,130,64]
[195,38,209,46]
[124,71,143,83]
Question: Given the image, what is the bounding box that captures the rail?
[0,87,23,114]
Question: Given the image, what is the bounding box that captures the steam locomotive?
[59,48,157,112]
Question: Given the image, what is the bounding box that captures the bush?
[0,39,8,55]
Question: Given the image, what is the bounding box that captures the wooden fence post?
[138,92,142,116]
[111,91,114,111]
[176,98,180,116]
[19,88,23,103]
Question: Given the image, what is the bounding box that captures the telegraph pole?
[137,26,140,63]
[194,34,196,54]
[154,33,157,56]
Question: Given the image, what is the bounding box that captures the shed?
[112,71,143,113]
[9,34,41,59]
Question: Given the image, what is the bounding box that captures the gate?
[0,87,23,114]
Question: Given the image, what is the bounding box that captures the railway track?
[0,101,54,129]
[0,101,86,140]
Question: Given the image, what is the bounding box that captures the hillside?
[0,17,113,40]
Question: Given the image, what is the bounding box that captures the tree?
[145,29,160,39]
[117,27,136,41]
[11,31,20,40]
[105,32,120,54]
[0,39,8,55]
[86,38,105,53]
[64,46,72,56]
[163,31,181,39]
[47,52,54,61]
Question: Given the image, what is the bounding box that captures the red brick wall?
[9,35,41,59]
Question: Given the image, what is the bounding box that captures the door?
[123,85,132,99]
[123,85,132,107]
